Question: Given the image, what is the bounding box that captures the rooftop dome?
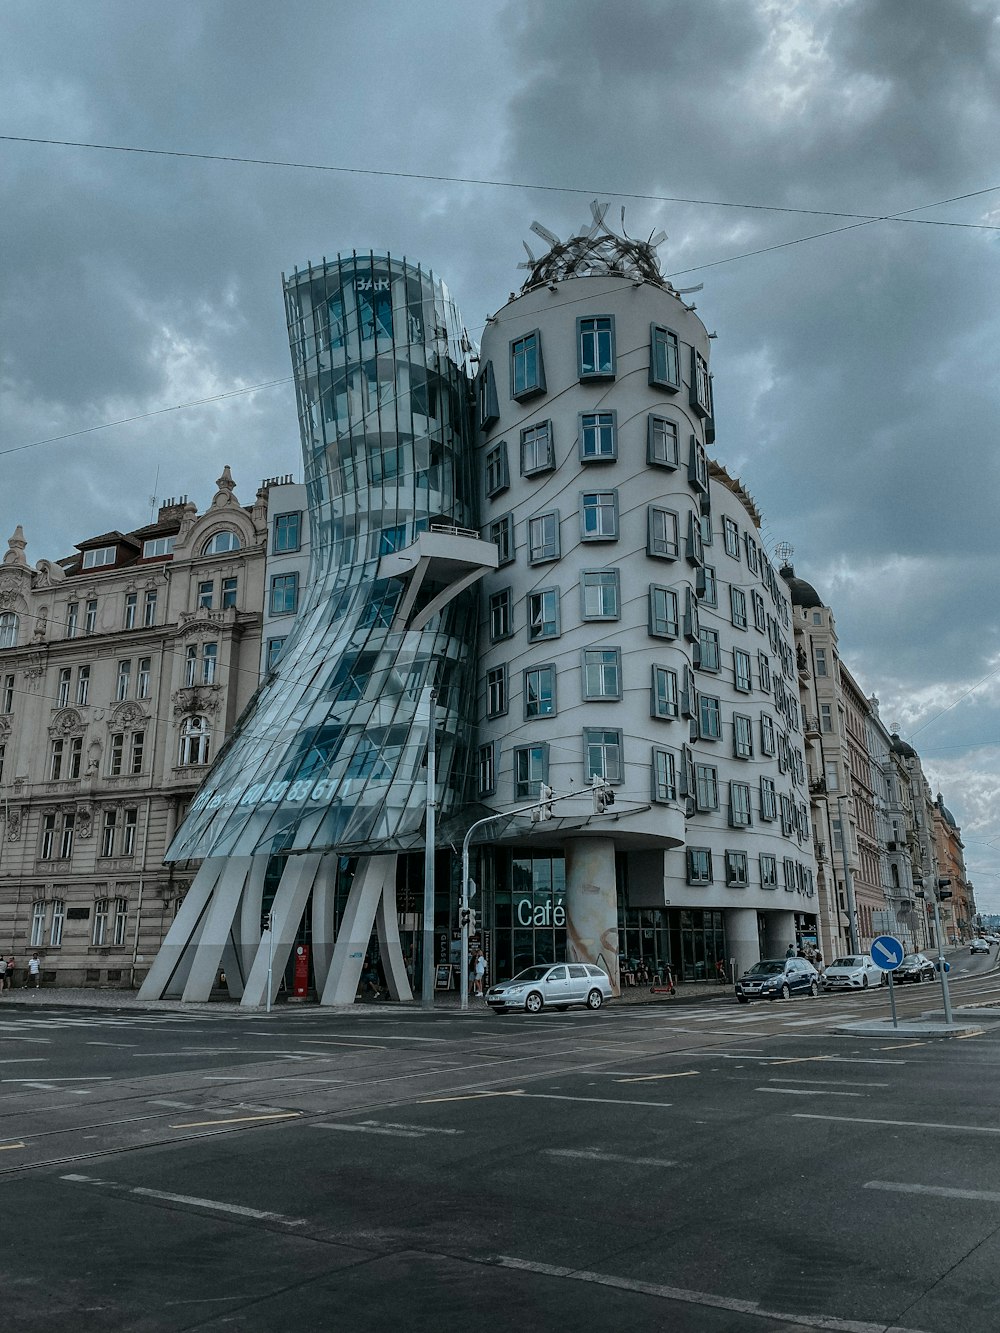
[890,733,917,759]
[936,792,958,828]
[779,562,823,610]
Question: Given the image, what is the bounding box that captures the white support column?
[319,854,395,1005]
[564,837,620,995]
[238,857,270,980]
[310,853,340,996]
[375,878,412,1001]
[723,907,760,980]
[240,854,322,1008]
[763,909,797,959]
[181,857,253,1002]
[137,859,226,1000]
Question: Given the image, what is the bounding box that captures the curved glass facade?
[166,254,480,860]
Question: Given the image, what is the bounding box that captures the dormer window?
[82,546,116,569]
[202,531,241,556]
[143,535,176,558]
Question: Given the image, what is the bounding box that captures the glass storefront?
[619,905,726,982]
[493,854,567,979]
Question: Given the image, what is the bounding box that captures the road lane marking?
[313,1123,423,1138]
[497,1092,673,1109]
[616,1071,699,1083]
[866,1180,1000,1203]
[756,1088,864,1097]
[794,1114,1000,1135]
[420,1091,512,1103]
[359,1121,463,1134]
[0,1058,47,1064]
[878,1042,927,1050]
[4,1076,112,1081]
[0,1142,27,1151]
[148,1100,198,1110]
[169,1112,301,1128]
[546,1149,676,1167]
[769,1079,888,1087]
[86,1042,138,1048]
[301,1035,448,1044]
[60,1174,307,1226]
[494,1256,931,1333]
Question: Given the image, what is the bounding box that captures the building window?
[744,534,760,575]
[201,642,218,686]
[688,436,709,493]
[695,764,719,811]
[266,637,286,671]
[760,777,777,822]
[527,588,560,641]
[108,733,124,777]
[143,590,157,627]
[820,703,833,733]
[647,415,679,468]
[116,660,131,701]
[486,665,508,718]
[582,570,619,620]
[760,853,778,889]
[698,565,717,607]
[584,728,622,783]
[580,411,617,461]
[652,666,679,719]
[723,517,740,559]
[581,491,618,540]
[648,585,679,639]
[514,744,548,799]
[783,858,797,892]
[730,586,748,630]
[486,443,510,498]
[137,658,151,699]
[814,647,828,676]
[59,813,75,860]
[50,739,64,780]
[84,600,98,635]
[488,513,514,566]
[725,851,749,887]
[760,713,776,756]
[652,747,677,802]
[198,581,214,610]
[221,577,238,610]
[511,330,545,400]
[129,731,144,775]
[66,603,78,638]
[202,531,241,556]
[578,316,615,379]
[524,665,556,719]
[2,674,12,713]
[583,648,621,700]
[57,668,72,708]
[93,899,109,947]
[489,588,513,641]
[40,815,56,860]
[477,361,499,429]
[699,694,722,740]
[649,324,681,390]
[123,593,137,630]
[270,572,299,616]
[30,900,46,946]
[520,421,554,476]
[179,715,211,766]
[752,590,767,632]
[478,742,497,796]
[687,848,713,885]
[733,714,754,759]
[82,546,116,570]
[733,649,752,694]
[50,898,65,947]
[729,782,752,827]
[758,652,771,693]
[647,507,679,560]
[113,897,129,947]
[697,627,720,672]
[100,809,116,857]
[691,348,713,418]
[185,645,198,688]
[528,512,560,564]
[685,511,704,567]
[143,535,176,559]
[273,512,302,553]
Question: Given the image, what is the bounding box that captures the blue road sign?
[871,935,905,970]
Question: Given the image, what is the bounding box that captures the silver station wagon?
[486,962,613,1014]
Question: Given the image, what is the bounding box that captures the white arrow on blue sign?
[871,935,905,970]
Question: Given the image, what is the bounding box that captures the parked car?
[970,938,991,954]
[486,962,613,1014]
[894,952,935,983]
[822,954,883,991]
[734,957,820,1003]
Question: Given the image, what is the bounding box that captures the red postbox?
[293,944,310,998]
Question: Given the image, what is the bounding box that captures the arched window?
[202,531,241,556]
[0,612,18,649]
[178,715,211,766]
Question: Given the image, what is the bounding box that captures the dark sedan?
[894,952,935,983]
[734,957,820,1003]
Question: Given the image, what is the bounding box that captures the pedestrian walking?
[4,956,14,990]
[0,954,7,992]
[26,953,41,989]
[473,949,487,997]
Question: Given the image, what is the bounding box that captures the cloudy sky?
[3,0,1000,908]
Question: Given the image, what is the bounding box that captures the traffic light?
[261,911,273,932]
[936,878,953,901]
[531,782,555,822]
[459,906,470,928]
[592,775,615,813]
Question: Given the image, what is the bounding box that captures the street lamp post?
[421,689,437,1012]
[836,794,860,954]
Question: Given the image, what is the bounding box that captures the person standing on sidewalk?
[4,956,13,990]
[0,955,7,992]
[26,953,41,989]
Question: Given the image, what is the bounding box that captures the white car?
[486,962,613,1013]
[822,954,883,991]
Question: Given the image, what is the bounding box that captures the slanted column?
[564,837,619,995]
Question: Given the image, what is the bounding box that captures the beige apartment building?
[0,468,268,987]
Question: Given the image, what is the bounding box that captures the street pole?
[421,689,437,1012]
[266,913,273,1014]
[932,896,954,1026]
[836,795,860,953]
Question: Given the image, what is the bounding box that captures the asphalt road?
[2,960,1000,1332]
